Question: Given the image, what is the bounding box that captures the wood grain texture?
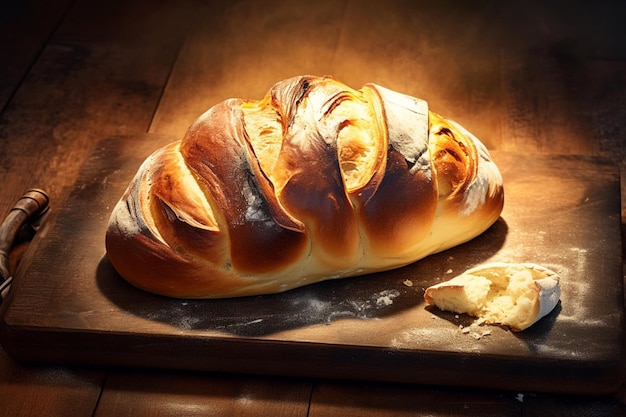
[309,382,521,417]
[95,371,312,417]
[150,0,347,136]
[0,0,186,216]
[0,348,104,417]
[150,0,505,145]
[522,394,626,417]
[0,0,74,111]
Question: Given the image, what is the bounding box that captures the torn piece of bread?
[424,262,561,331]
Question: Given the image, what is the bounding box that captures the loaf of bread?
[106,75,504,298]
[424,263,561,331]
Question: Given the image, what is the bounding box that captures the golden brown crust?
[106,75,504,298]
[181,99,309,274]
[270,79,361,268]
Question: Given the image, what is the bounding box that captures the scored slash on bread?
[106,75,504,298]
[424,262,561,331]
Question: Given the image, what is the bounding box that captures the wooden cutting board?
[0,134,622,395]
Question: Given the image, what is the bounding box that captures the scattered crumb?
[403,279,413,287]
[445,269,453,274]
[515,393,524,402]
[457,320,493,340]
[447,256,454,261]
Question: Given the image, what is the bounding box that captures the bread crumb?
[403,279,413,287]
[457,321,492,340]
[424,262,561,332]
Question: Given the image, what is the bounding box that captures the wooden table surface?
[0,0,624,415]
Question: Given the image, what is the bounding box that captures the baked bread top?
[106,75,504,298]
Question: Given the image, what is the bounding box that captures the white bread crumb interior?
[424,262,561,331]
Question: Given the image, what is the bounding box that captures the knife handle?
[0,189,50,285]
